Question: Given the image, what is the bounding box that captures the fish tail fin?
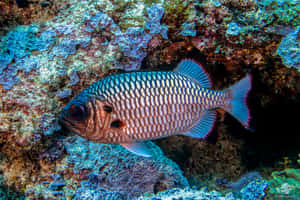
[224,74,252,129]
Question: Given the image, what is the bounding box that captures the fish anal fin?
[175,59,212,88]
[184,110,216,139]
[120,142,153,157]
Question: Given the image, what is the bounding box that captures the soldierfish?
[59,59,252,157]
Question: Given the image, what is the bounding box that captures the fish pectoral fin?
[183,110,216,139]
[120,142,153,157]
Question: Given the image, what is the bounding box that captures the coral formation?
[225,172,262,191]
[239,179,268,200]
[25,136,189,199]
[256,0,300,26]
[177,0,299,69]
[180,22,197,37]
[0,24,56,89]
[267,168,300,199]
[226,22,242,36]
[115,4,168,70]
[138,177,268,200]
[138,187,236,200]
[219,0,257,11]
[277,26,300,71]
[0,0,58,35]
[0,0,171,163]
[56,88,72,99]
[0,1,182,198]
[161,0,196,39]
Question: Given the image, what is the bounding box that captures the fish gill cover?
[0,0,299,199]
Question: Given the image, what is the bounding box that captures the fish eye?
[69,104,87,122]
[110,119,125,129]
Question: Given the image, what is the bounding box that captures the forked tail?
[224,74,252,128]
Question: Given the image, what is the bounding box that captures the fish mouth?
[58,114,79,135]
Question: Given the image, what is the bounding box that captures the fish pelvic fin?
[183,110,216,139]
[120,142,153,157]
[224,74,252,129]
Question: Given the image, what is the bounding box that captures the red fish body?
[59,60,251,157]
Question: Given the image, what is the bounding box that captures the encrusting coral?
[25,136,189,199]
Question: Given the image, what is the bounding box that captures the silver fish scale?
[88,72,224,141]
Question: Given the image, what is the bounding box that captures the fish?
[59,59,252,157]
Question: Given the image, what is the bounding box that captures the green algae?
[268,168,300,199]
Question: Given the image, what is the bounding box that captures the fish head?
[59,93,109,142]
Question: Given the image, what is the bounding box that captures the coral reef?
[0,0,167,142]
[161,0,196,40]
[115,4,168,70]
[156,123,245,187]
[138,177,268,200]
[25,136,189,199]
[239,179,268,200]
[0,0,58,36]
[163,0,298,71]
[267,168,300,199]
[180,22,197,37]
[138,187,236,200]
[224,172,262,191]
[0,24,56,89]
[277,26,300,71]
[65,136,188,197]
[0,0,300,199]
[191,0,282,68]
[0,1,185,198]
[256,0,300,27]
[219,0,257,11]
[0,3,172,183]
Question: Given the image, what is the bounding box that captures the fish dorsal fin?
[120,142,153,157]
[183,110,216,138]
[175,59,212,88]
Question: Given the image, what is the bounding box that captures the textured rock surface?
[25,136,189,199]
[137,177,268,200]
[277,26,300,71]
